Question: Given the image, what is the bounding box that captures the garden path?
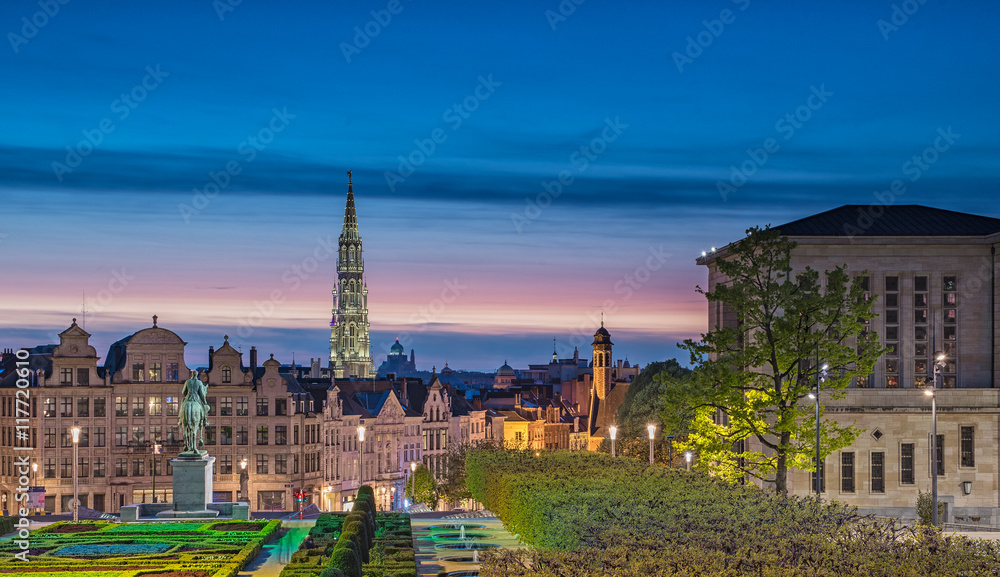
[240,520,313,577]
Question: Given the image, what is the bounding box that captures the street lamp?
[807,364,828,499]
[647,424,656,465]
[927,352,946,526]
[32,463,38,515]
[71,426,80,522]
[685,451,692,471]
[357,425,366,486]
[239,458,248,503]
[609,425,617,458]
[409,461,416,505]
[151,443,161,503]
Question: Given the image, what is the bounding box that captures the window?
[60,457,71,478]
[116,427,127,446]
[275,426,287,445]
[936,434,945,476]
[275,399,287,416]
[294,425,299,445]
[93,397,106,417]
[219,455,232,475]
[810,458,826,493]
[61,397,72,417]
[115,458,128,477]
[149,396,162,416]
[44,457,55,479]
[884,276,899,388]
[79,427,89,447]
[132,396,145,417]
[222,366,232,383]
[256,426,268,445]
[44,428,55,448]
[166,363,179,382]
[132,426,145,444]
[60,368,73,384]
[256,398,269,416]
[93,457,105,478]
[942,276,958,388]
[77,368,89,386]
[256,454,268,475]
[43,397,55,417]
[205,426,217,445]
[132,363,145,382]
[275,454,287,474]
[115,396,127,417]
[149,426,161,443]
[94,427,105,447]
[61,428,72,447]
[149,362,162,382]
[166,396,179,416]
[871,452,885,493]
[841,452,855,493]
[221,426,233,445]
[293,454,299,474]
[75,397,88,417]
[78,457,89,478]
[236,397,248,416]
[132,459,145,476]
[237,425,248,445]
[220,397,232,416]
[167,426,179,443]
[960,426,975,467]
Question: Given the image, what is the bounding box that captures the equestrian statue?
[179,371,210,457]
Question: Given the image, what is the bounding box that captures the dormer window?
[222,366,232,383]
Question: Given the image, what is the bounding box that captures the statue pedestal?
[157,455,218,519]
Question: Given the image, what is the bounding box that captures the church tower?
[329,172,374,378]
[592,321,613,400]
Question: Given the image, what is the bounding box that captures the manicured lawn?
[0,519,279,577]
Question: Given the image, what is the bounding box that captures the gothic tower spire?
[329,171,374,379]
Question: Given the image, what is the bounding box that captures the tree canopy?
[663,226,884,493]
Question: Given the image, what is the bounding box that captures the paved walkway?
[239,520,313,577]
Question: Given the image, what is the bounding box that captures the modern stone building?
[698,205,1000,524]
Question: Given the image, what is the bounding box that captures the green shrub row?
[0,517,14,536]
[468,448,1000,577]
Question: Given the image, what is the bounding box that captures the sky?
[1,0,998,371]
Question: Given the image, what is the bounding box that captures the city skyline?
[2,1,999,370]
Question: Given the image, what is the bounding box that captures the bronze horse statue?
[179,372,210,455]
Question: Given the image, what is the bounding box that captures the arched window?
[222,366,231,383]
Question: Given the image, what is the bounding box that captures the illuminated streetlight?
[358,425,366,486]
[71,426,80,522]
[410,461,417,505]
[811,363,828,499]
[928,352,946,526]
[609,425,617,458]
[239,458,248,503]
[647,424,656,465]
[685,451,692,471]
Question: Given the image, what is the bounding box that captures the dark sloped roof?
[774,205,1000,237]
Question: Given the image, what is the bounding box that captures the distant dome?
[497,361,516,376]
[390,339,405,355]
[441,362,453,376]
[592,324,613,346]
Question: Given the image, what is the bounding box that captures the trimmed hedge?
[0,517,15,536]
[468,448,1000,577]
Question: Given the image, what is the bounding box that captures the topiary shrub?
[340,519,368,564]
[319,567,345,577]
[329,544,361,577]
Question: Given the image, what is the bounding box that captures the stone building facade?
[697,205,1000,524]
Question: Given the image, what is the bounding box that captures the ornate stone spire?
[329,172,373,379]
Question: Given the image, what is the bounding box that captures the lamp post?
[151,443,161,503]
[685,451,692,471]
[927,352,946,526]
[32,463,38,515]
[609,425,617,458]
[239,458,248,503]
[410,461,416,505]
[647,424,656,465]
[807,364,828,499]
[71,426,80,521]
[357,425,366,487]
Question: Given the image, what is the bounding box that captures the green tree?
[616,359,692,438]
[405,463,437,508]
[439,439,504,506]
[666,226,884,494]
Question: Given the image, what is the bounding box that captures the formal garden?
[0,519,279,577]
[467,448,1000,577]
[279,485,417,577]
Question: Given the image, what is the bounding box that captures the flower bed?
[0,519,279,577]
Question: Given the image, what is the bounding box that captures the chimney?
[473,397,483,410]
[208,346,215,372]
[401,378,409,407]
[250,346,258,374]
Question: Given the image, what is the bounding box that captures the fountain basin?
[431,532,491,541]
[436,543,500,550]
[428,523,486,531]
